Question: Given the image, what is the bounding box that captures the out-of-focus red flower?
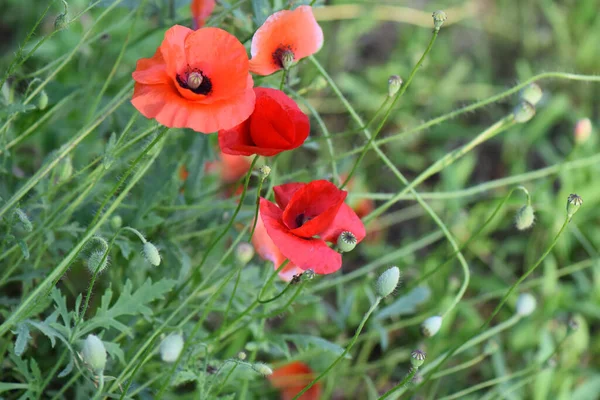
[268,361,321,400]
[178,165,190,181]
[131,25,255,133]
[259,180,365,274]
[204,151,252,184]
[252,214,303,281]
[191,0,216,29]
[218,88,310,156]
[249,6,323,76]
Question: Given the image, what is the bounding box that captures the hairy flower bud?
[143,242,161,266]
[516,293,536,316]
[110,215,123,230]
[375,266,400,298]
[513,101,536,123]
[252,363,273,376]
[56,155,73,183]
[236,242,254,266]
[237,351,247,360]
[82,334,107,373]
[337,231,357,253]
[14,208,32,232]
[37,91,49,110]
[567,194,583,219]
[410,350,426,367]
[515,205,535,230]
[421,316,443,337]
[520,83,543,106]
[387,75,403,97]
[87,250,109,274]
[432,10,447,31]
[159,333,184,363]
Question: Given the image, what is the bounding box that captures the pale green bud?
[388,75,403,97]
[110,215,123,231]
[515,205,535,230]
[37,91,48,110]
[159,333,184,363]
[513,101,536,123]
[421,316,443,337]
[252,363,273,376]
[432,10,447,31]
[516,293,536,316]
[375,266,400,298]
[82,334,107,373]
[520,83,543,106]
[236,243,254,265]
[143,242,161,266]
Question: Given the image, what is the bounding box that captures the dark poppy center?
[176,67,212,95]
[272,45,295,69]
[295,213,313,228]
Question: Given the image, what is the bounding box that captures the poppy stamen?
[176,68,213,95]
[272,46,295,69]
[295,213,312,228]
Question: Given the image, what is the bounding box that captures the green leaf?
[251,0,271,26]
[14,323,31,356]
[80,278,176,336]
[103,341,125,365]
[0,103,36,118]
[17,238,29,260]
[281,334,350,359]
[57,358,74,378]
[375,286,431,320]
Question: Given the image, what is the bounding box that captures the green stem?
[293,297,382,399]
[249,174,266,241]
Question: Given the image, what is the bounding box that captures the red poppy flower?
[218,88,310,156]
[131,25,255,133]
[191,0,216,29]
[252,214,303,281]
[249,6,324,76]
[259,180,365,275]
[268,361,321,400]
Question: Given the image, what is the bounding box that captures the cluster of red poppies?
[131,3,366,281]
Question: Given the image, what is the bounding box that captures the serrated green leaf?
[57,358,74,378]
[172,369,198,387]
[17,239,29,260]
[281,334,350,359]
[14,323,31,356]
[375,286,431,320]
[80,278,176,337]
[0,103,36,118]
[103,341,125,365]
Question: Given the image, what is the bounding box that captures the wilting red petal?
[273,183,306,209]
[269,361,321,400]
[281,180,346,238]
[260,199,342,274]
[319,203,366,243]
[218,88,310,157]
[250,6,324,76]
[191,0,216,29]
[252,214,303,281]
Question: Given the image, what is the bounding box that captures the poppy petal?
[159,25,193,81]
[273,183,306,209]
[260,199,342,274]
[319,203,367,244]
[132,48,169,84]
[282,180,346,238]
[252,214,302,281]
[249,6,324,76]
[269,361,322,400]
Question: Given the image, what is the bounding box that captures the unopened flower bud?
[513,101,536,123]
[87,250,109,274]
[259,165,271,179]
[432,10,447,31]
[37,91,48,110]
[387,75,403,97]
[516,293,536,316]
[14,208,32,232]
[54,1,69,31]
[159,333,184,363]
[337,231,357,253]
[375,266,400,298]
[82,334,107,373]
[236,242,254,265]
[567,194,583,218]
[237,351,247,360]
[280,50,295,70]
[421,316,442,337]
[252,363,273,376]
[410,350,426,367]
[520,83,543,106]
[515,205,535,230]
[574,118,592,145]
[143,242,161,266]
[56,155,73,183]
[110,215,123,230]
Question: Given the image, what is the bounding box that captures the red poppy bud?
[218,88,310,157]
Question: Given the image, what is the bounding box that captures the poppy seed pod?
[516,293,536,316]
[252,363,273,376]
[520,83,543,106]
[515,205,535,230]
[567,194,583,218]
[387,75,403,97]
[421,316,443,337]
[159,333,184,363]
[337,231,357,253]
[513,101,536,123]
[432,10,447,31]
[143,242,161,266]
[82,334,107,373]
[375,266,400,298]
[410,350,426,368]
